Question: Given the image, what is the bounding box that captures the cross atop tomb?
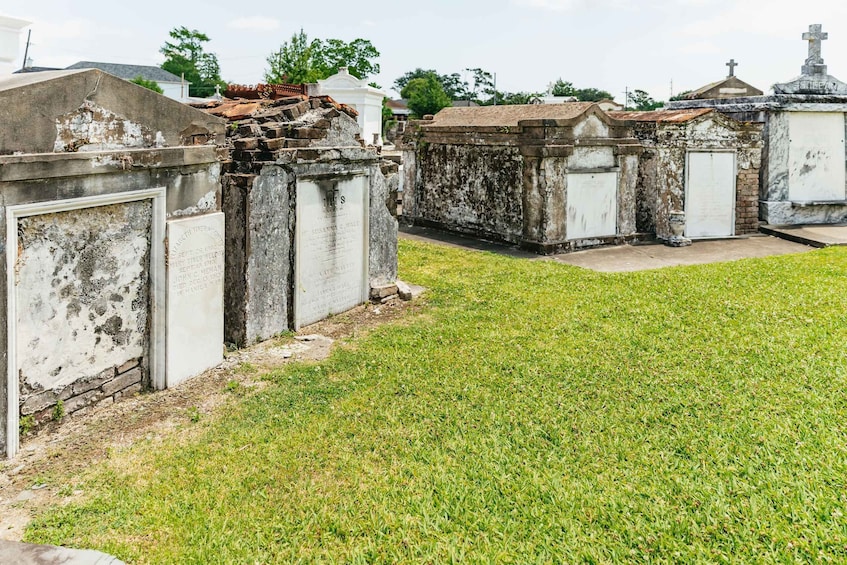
[801,24,828,75]
[726,59,737,77]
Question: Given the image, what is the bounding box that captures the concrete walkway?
[0,540,124,564]
[760,224,847,248]
[400,225,813,272]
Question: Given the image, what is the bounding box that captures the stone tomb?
[204,95,399,346]
[0,69,226,458]
[668,24,847,226]
[399,103,642,253]
[294,174,369,329]
[610,108,763,241]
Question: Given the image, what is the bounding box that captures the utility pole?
[670,78,673,100]
[20,29,31,71]
[492,72,497,106]
[623,86,629,110]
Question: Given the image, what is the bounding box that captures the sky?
[2,0,846,102]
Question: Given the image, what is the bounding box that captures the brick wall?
[735,167,760,234]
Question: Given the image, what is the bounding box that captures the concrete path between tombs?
[399,225,812,272]
[0,539,124,564]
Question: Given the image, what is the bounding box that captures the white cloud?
[228,17,280,32]
[510,0,583,11]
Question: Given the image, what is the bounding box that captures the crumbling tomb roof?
[427,102,596,128]
[608,108,715,123]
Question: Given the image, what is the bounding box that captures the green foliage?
[52,400,65,422]
[129,76,163,94]
[19,415,34,436]
[401,75,452,118]
[160,26,224,98]
[23,241,847,562]
[393,67,495,104]
[265,29,380,84]
[550,78,613,101]
[627,88,664,111]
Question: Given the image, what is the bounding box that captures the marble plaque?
[295,175,369,329]
[566,172,617,240]
[166,213,225,386]
[788,112,846,202]
[686,152,736,238]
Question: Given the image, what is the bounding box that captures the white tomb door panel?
[566,172,618,240]
[685,151,736,238]
[788,112,846,202]
[294,174,370,330]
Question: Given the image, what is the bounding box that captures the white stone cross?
[726,59,737,77]
[803,24,828,66]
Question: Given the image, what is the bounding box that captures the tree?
[627,89,664,111]
[130,76,163,94]
[265,30,380,84]
[574,87,613,102]
[160,27,224,98]
[402,75,451,118]
[547,79,612,102]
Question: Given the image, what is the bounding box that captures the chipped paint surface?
[16,201,151,393]
[416,143,525,243]
[54,101,155,152]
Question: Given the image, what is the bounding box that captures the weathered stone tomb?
[669,24,847,226]
[609,108,763,241]
[198,93,398,345]
[0,69,227,458]
[399,103,643,253]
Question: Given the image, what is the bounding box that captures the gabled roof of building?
[427,102,596,128]
[684,76,763,100]
[608,108,715,123]
[12,66,61,74]
[65,61,183,83]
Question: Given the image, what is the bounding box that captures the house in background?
[65,62,189,101]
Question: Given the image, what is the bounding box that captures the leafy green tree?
[575,87,613,102]
[130,76,163,94]
[402,75,451,118]
[549,79,612,102]
[265,30,380,84]
[497,91,538,105]
[160,27,224,98]
[627,89,664,111]
[551,79,576,97]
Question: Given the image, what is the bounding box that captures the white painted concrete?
[686,151,736,238]
[566,172,618,240]
[317,68,385,145]
[788,112,846,202]
[5,188,166,459]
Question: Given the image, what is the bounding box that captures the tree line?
[153,27,664,116]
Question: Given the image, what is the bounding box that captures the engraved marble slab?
[166,213,224,387]
[295,175,369,329]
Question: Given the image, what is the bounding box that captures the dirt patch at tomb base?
[0,296,423,542]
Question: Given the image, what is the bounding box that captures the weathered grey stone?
[72,367,116,396]
[396,280,414,301]
[0,69,225,154]
[121,383,143,397]
[116,358,140,375]
[64,390,99,414]
[370,284,398,300]
[101,368,142,397]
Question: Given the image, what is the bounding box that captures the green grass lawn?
[25,241,847,563]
